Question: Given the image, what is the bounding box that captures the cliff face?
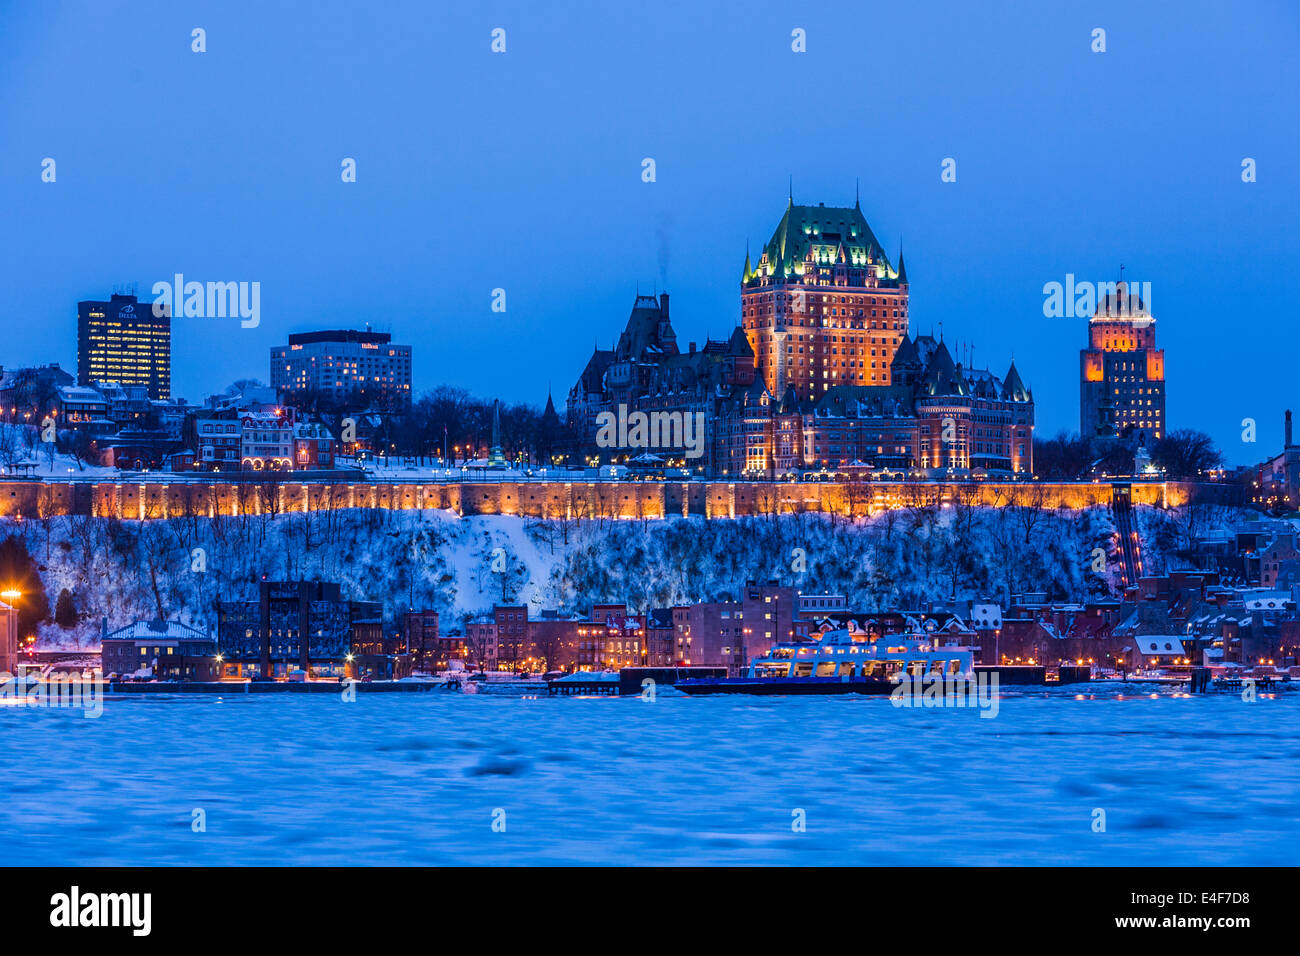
[3,502,1237,650]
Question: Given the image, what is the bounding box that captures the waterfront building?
[1079,281,1165,442]
[464,615,498,670]
[271,329,411,411]
[0,599,17,675]
[466,604,646,673]
[645,608,677,667]
[402,610,466,671]
[797,592,847,615]
[675,583,797,672]
[100,618,219,681]
[216,580,383,679]
[77,293,171,400]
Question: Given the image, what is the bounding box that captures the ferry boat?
[675,628,975,695]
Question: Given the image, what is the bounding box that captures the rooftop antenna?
[855,177,860,207]
[788,175,793,203]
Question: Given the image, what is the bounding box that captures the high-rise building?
[77,293,171,400]
[271,329,411,410]
[1079,282,1165,442]
[742,196,909,401]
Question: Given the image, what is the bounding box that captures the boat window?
[815,661,836,677]
[793,662,814,677]
[947,659,962,675]
[837,662,856,677]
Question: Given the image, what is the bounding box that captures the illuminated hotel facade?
[565,196,1033,477]
[741,196,909,401]
[77,293,171,400]
[1079,283,1165,442]
[271,329,412,410]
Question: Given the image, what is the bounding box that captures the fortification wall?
[0,477,1214,521]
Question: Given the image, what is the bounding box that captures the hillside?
[0,502,1248,648]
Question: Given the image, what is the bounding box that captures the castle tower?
[741,196,909,401]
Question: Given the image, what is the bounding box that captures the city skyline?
[3,0,1297,467]
[3,1,1299,886]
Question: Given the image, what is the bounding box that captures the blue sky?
[1,0,1296,463]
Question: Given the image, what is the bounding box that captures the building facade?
[677,583,796,672]
[0,599,17,675]
[566,301,1032,477]
[216,580,382,679]
[100,618,219,680]
[77,293,171,400]
[0,364,75,424]
[742,197,909,401]
[1256,411,1300,510]
[402,610,466,670]
[240,408,295,471]
[564,197,1032,477]
[271,330,411,410]
[1079,282,1165,442]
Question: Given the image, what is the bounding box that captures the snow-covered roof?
[1135,636,1186,655]
[103,619,209,643]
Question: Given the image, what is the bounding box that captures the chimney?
[659,292,669,320]
[101,616,108,641]
[1287,409,1294,448]
[689,342,696,354]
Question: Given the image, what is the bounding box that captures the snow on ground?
[3,502,1261,649]
[0,423,116,477]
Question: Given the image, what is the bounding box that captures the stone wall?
[0,478,1218,521]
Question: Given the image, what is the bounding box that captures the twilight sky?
[1,0,1296,464]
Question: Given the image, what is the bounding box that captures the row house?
[184,404,337,472]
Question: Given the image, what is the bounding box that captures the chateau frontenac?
[565,197,1034,477]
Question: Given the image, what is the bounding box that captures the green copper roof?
[1001,361,1030,402]
[759,202,893,279]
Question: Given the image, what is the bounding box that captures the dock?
[108,679,443,694]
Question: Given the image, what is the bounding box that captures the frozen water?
[2,688,1297,865]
